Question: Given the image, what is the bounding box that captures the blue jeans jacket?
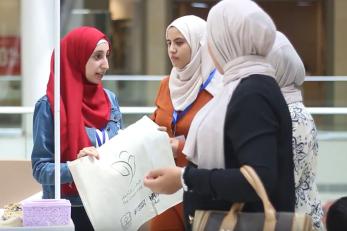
[31,89,122,206]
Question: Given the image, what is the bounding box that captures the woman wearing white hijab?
[150,15,221,230]
[144,0,295,229]
[267,31,323,230]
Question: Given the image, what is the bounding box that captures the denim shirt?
[31,89,122,206]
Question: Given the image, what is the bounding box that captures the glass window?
[0,0,21,129]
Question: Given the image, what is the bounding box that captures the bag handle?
[220,165,276,231]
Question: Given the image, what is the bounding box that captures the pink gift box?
[22,199,71,226]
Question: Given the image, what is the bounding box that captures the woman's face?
[166,27,191,69]
[85,42,110,84]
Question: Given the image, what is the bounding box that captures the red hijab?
[46,26,111,196]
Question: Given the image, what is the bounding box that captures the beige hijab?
[267,31,305,104]
[183,0,276,169]
[167,15,220,111]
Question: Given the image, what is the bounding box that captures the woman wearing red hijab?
[31,26,122,230]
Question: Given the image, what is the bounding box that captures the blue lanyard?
[172,68,216,127]
[96,128,106,147]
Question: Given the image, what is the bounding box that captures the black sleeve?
[184,90,279,203]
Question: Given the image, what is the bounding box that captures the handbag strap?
[241,166,276,230]
[220,165,276,231]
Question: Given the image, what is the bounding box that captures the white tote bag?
[68,116,183,231]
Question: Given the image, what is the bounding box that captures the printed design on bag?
[149,192,160,204]
[121,179,143,205]
[120,212,132,230]
[110,150,136,184]
[134,199,147,216]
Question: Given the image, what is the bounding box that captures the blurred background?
[0,0,346,206]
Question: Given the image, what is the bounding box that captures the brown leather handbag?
[192,165,314,231]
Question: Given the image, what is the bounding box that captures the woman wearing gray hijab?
[144,0,295,229]
[267,31,323,230]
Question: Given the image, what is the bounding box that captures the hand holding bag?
[192,165,313,231]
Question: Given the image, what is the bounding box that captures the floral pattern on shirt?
[289,102,324,230]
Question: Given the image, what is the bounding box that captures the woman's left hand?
[169,138,179,158]
[144,167,182,194]
[157,126,168,132]
[77,146,100,160]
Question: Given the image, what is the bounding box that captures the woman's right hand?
[144,167,183,194]
[77,146,100,160]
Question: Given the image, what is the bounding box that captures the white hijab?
[267,31,305,104]
[167,15,220,111]
[183,0,276,169]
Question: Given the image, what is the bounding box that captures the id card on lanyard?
[171,68,216,136]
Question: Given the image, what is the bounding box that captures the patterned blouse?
[289,102,324,230]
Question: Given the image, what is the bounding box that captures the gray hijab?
[184,0,277,168]
[266,31,305,104]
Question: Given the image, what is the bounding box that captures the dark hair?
[326,196,347,231]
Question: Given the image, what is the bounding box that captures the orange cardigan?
[149,76,213,231]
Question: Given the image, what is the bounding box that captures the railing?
[1,75,347,116]
[0,106,156,115]
[1,106,347,115]
[2,75,347,81]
